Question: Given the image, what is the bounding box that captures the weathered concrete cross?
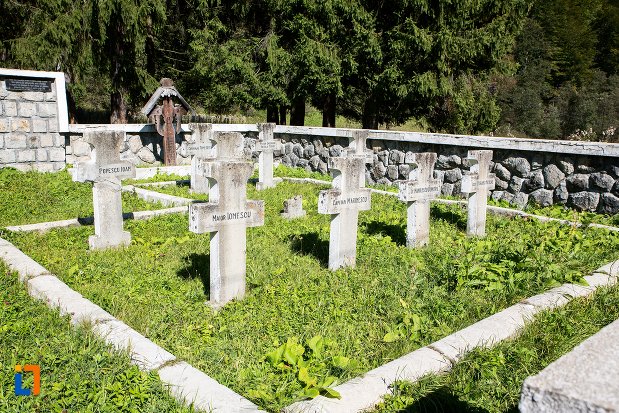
[255,123,282,190]
[189,132,265,306]
[397,152,442,247]
[186,123,214,194]
[318,131,372,270]
[74,130,136,249]
[461,150,496,236]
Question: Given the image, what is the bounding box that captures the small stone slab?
[281,195,306,219]
[255,123,282,190]
[520,318,619,412]
[0,241,51,281]
[429,303,536,362]
[187,123,215,194]
[285,347,451,413]
[92,319,176,371]
[158,361,263,412]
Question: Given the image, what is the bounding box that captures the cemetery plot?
[0,169,166,227]
[4,181,619,412]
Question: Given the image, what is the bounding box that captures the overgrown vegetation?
[4,179,619,411]
[0,168,164,227]
[0,262,195,412]
[374,283,619,413]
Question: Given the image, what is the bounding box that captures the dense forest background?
[1,0,617,141]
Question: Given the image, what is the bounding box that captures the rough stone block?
[48,118,59,132]
[590,172,615,192]
[4,101,17,116]
[18,101,36,117]
[158,361,262,412]
[52,161,65,171]
[93,320,176,371]
[0,150,16,163]
[17,149,36,162]
[5,134,27,149]
[543,164,565,188]
[11,119,30,132]
[520,318,619,412]
[32,119,48,133]
[39,134,54,147]
[566,173,590,192]
[503,156,531,177]
[37,102,57,118]
[36,149,48,162]
[0,119,9,132]
[48,147,66,161]
[568,191,600,211]
[0,243,51,282]
[22,91,44,101]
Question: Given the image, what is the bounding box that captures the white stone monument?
[186,123,214,194]
[255,122,281,190]
[281,195,306,219]
[189,132,265,306]
[73,131,136,249]
[461,150,495,237]
[397,152,442,247]
[318,130,372,270]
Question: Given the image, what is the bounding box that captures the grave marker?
[255,123,281,190]
[318,131,372,270]
[461,150,495,237]
[189,132,264,306]
[187,123,214,194]
[397,152,442,247]
[281,195,306,219]
[74,131,136,249]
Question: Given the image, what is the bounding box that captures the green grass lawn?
[0,262,195,412]
[374,283,619,413]
[0,169,165,227]
[4,179,619,411]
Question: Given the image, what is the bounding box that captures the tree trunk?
[110,91,127,124]
[266,105,279,123]
[322,93,336,127]
[279,105,287,125]
[290,98,305,126]
[362,99,379,129]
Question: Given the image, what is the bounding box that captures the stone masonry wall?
[0,76,65,172]
[66,127,619,214]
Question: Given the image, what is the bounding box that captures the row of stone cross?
[73,126,495,306]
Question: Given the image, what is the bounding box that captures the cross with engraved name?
[189,132,265,306]
[318,130,372,270]
[397,152,442,247]
[73,130,136,250]
[461,150,496,237]
[255,123,282,190]
[186,123,215,194]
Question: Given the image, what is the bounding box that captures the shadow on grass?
[177,253,211,298]
[362,220,407,245]
[392,387,495,413]
[430,204,468,231]
[289,232,329,267]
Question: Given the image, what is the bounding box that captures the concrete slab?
[523,284,595,309]
[5,218,82,232]
[158,361,263,412]
[130,206,188,220]
[92,319,176,371]
[123,185,193,207]
[134,166,191,180]
[520,318,619,412]
[0,242,51,281]
[429,303,536,362]
[285,347,451,413]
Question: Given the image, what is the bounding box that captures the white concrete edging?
[0,237,263,412]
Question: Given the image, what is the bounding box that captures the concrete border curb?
[123,185,194,207]
[0,237,263,412]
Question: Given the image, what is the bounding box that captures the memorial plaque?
[5,78,52,93]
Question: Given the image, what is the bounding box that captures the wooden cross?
[73,130,135,249]
[397,152,442,247]
[461,150,495,236]
[189,132,265,306]
[255,123,282,190]
[318,131,372,270]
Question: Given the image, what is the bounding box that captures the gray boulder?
[529,189,554,207]
[543,164,565,189]
[503,157,531,177]
[568,191,600,211]
[589,172,615,192]
[597,193,619,214]
[566,173,590,192]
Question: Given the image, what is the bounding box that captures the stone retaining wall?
[65,124,619,213]
[0,69,68,172]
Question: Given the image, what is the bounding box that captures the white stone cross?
[345,129,374,165]
[187,123,215,194]
[73,130,136,250]
[189,132,265,306]
[461,150,495,237]
[255,122,282,190]
[318,131,372,270]
[397,152,442,247]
